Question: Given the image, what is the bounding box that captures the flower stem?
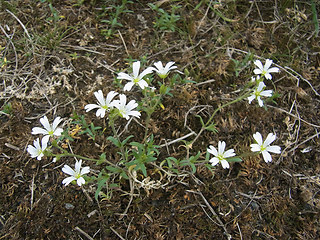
[143,96,161,143]
[109,117,127,161]
[190,92,251,146]
[57,153,119,168]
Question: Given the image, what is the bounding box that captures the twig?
[75,226,94,240]
[287,132,320,153]
[6,9,32,41]
[252,229,278,240]
[0,25,18,71]
[267,105,320,128]
[118,176,135,220]
[110,227,126,240]
[197,0,214,34]
[147,43,182,60]
[118,30,129,56]
[60,44,107,55]
[236,222,243,240]
[283,66,320,97]
[159,131,196,148]
[187,190,232,240]
[30,174,35,211]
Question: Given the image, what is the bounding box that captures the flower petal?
[253,132,263,146]
[80,166,90,175]
[123,82,134,91]
[207,145,218,157]
[268,67,279,73]
[247,95,255,104]
[137,79,148,89]
[257,97,264,107]
[132,61,141,78]
[85,104,100,112]
[209,157,219,166]
[139,68,153,79]
[52,117,62,130]
[117,72,133,81]
[264,133,276,146]
[94,90,106,106]
[75,160,82,173]
[154,61,164,71]
[220,160,230,169]
[106,91,118,104]
[40,116,51,131]
[77,177,86,186]
[224,149,236,158]
[261,150,272,163]
[260,90,272,97]
[165,61,177,71]
[62,176,76,186]
[250,143,261,152]
[31,127,48,135]
[266,145,281,154]
[218,141,226,155]
[96,108,106,118]
[53,127,63,136]
[62,165,75,176]
[254,60,263,71]
[264,59,273,70]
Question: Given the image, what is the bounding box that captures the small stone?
[65,203,75,210]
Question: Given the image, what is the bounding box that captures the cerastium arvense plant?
[27,58,282,200]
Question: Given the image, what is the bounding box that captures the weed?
[0,102,12,116]
[99,0,133,38]
[148,3,181,32]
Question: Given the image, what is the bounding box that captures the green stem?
[110,118,126,158]
[143,96,161,142]
[56,153,119,168]
[191,92,251,146]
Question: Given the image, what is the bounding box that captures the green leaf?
[227,157,242,163]
[195,115,205,127]
[190,163,196,174]
[121,135,134,146]
[136,163,147,177]
[159,84,168,95]
[129,141,144,149]
[105,165,120,173]
[120,171,129,180]
[107,136,121,147]
[95,176,109,201]
[205,124,218,133]
[189,151,201,163]
[96,153,106,165]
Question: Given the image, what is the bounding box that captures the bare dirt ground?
[1,0,320,239]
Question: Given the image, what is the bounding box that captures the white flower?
[27,137,49,160]
[251,75,261,82]
[247,81,272,107]
[31,116,64,141]
[250,132,281,163]
[253,59,279,80]
[62,160,90,186]
[117,61,153,91]
[84,90,118,118]
[207,141,236,169]
[112,94,141,120]
[150,61,177,79]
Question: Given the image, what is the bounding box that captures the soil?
[1,0,320,239]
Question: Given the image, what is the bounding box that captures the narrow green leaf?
[96,153,106,165]
[227,157,242,163]
[195,115,205,127]
[107,136,121,147]
[105,165,120,173]
[95,177,108,201]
